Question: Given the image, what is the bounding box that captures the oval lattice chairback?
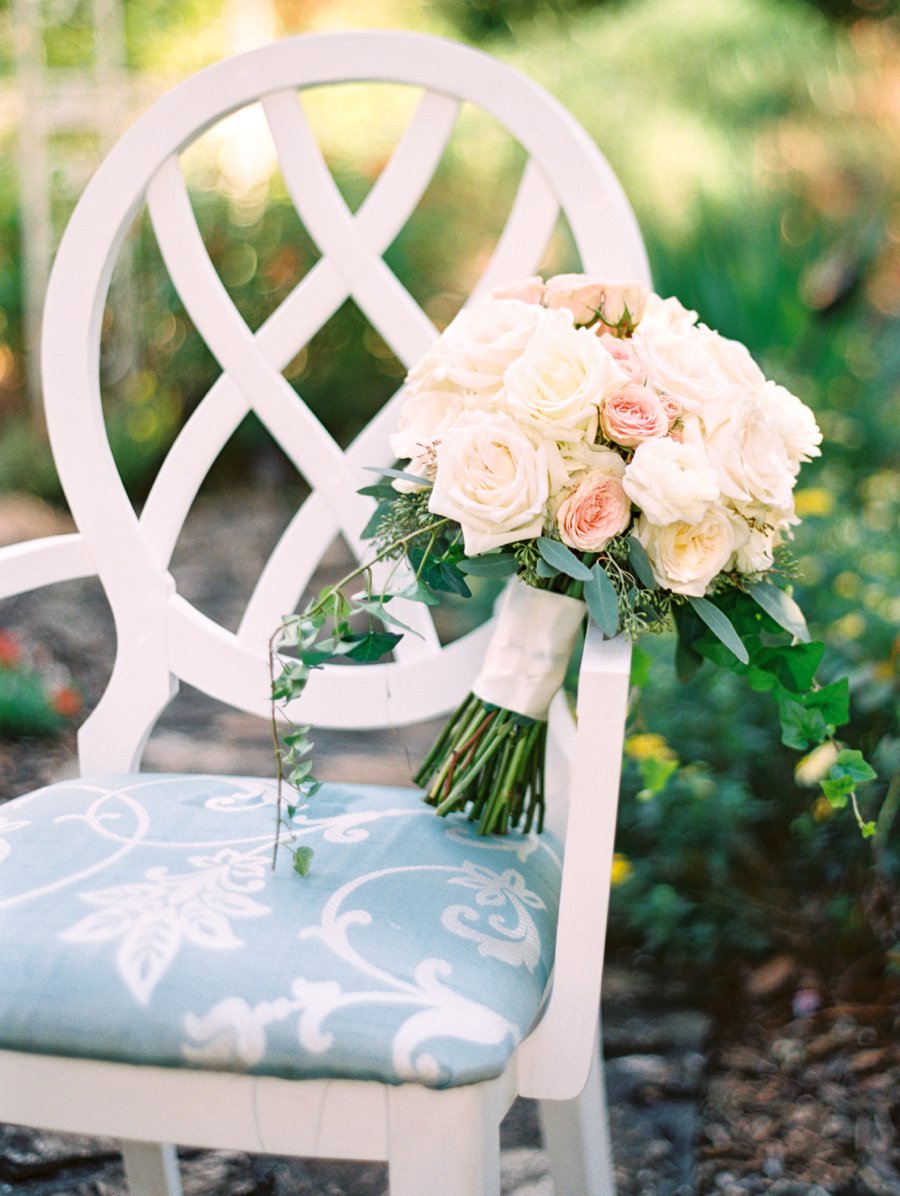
[40,31,650,771]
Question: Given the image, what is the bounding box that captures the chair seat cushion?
[0,774,562,1088]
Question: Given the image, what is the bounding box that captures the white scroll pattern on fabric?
[52,788,427,1005]
[442,861,545,971]
[60,847,272,1005]
[181,860,548,1084]
[472,579,586,720]
[0,815,29,863]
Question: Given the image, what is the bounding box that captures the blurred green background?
[0,0,897,987]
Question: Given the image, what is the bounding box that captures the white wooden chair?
[0,31,649,1196]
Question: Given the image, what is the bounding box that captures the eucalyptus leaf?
[535,557,559,579]
[747,580,810,642]
[457,553,519,578]
[584,563,619,636]
[627,536,658,589]
[537,537,592,581]
[686,597,749,665]
[362,465,432,488]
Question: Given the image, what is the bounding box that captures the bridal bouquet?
[271,274,876,875]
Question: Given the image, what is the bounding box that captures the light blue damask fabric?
[0,775,562,1088]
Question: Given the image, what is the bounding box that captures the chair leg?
[387,1082,501,1196]
[120,1140,183,1196]
[538,1031,615,1196]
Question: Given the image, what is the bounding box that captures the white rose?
[428,413,550,555]
[636,507,736,596]
[633,321,763,429]
[639,292,699,334]
[623,436,720,525]
[757,381,822,468]
[490,276,546,305]
[695,395,796,510]
[389,387,464,468]
[729,519,777,574]
[503,308,625,443]
[405,298,548,402]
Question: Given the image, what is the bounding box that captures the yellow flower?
[610,853,633,886]
[812,795,836,822]
[625,733,676,762]
[794,488,835,518]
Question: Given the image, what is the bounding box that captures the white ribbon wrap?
[472,579,586,721]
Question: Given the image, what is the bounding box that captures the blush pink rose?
[544,275,648,330]
[490,276,546,305]
[556,468,632,552]
[596,333,645,384]
[657,389,682,424]
[600,384,669,447]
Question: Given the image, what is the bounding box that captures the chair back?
[39,31,650,772]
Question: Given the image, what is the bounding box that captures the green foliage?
[610,756,775,967]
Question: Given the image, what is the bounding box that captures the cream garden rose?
[623,436,720,525]
[504,309,625,443]
[388,386,464,482]
[405,298,549,402]
[757,381,823,469]
[633,320,763,430]
[427,413,550,555]
[635,507,737,596]
[695,397,796,510]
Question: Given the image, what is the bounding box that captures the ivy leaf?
[833,748,877,784]
[351,598,418,635]
[537,537,592,581]
[292,847,314,877]
[283,733,313,756]
[686,597,749,665]
[457,553,519,578]
[756,641,824,693]
[584,563,619,636]
[288,761,314,786]
[428,562,472,598]
[627,536,658,589]
[343,631,403,662]
[802,679,850,729]
[747,580,810,642]
[777,695,829,750]
[397,579,441,606]
[820,775,854,807]
[861,821,877,839]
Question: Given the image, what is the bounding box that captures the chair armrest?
[518,621,632,1100]
[0,534,95,602]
